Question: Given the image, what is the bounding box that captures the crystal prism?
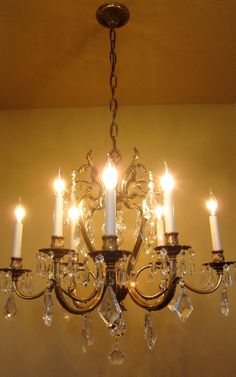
[43,290,53,326]
[81,328,88,353]
[144,312,157,350]
[82,314,95,346]
[172,287,193,322]
[109,314,125,337]
[3,294,17,321]
[98,286,121,327]
[108,339,125,365]
[221,288,230,317]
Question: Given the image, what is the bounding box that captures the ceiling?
[0,0,236,109]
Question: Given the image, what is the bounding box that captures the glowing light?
[160,165,175,193]
[206,193,218,216]
[54,170,65,196]
[102,160,118,190]
[15,205,25,223]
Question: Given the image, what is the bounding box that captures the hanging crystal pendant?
[179,251,187,277]
[117,255,128,288]
[3,293,17,320]
[172,285,193,322]
[108,337,124,365]
[220,286,230,317]
[98,286,122,327]
[43,289,54,326]
[81,314,95,352]
[109,313,125,337]
[2,272,12,293]
[142,216,157,246]
[144,312,157,350]
[188,249,196,275]
[223,264,232,288]
[94,254,105,289]
[160,248,168,289]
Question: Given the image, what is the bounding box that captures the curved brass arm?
[54,282,105,314]
[61,284,99,303]
[127,220,144,275]
[184,274,223,295]
[13,280,46,300]
[128,277,180,311]
[80,219,95,253]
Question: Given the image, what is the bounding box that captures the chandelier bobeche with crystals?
[1,3,235,365]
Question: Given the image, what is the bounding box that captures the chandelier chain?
[109,27,120,163]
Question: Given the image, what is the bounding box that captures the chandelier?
[1,2,235,365]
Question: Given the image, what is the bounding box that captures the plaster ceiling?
[0,0,236,109]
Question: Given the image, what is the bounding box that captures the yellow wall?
[0,104,235,377]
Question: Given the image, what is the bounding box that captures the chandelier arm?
[13,280,49,300]
[79,219,95,253]
[132,264,170,300]
[54,282,104,314]
[184,274,223,295]
[128,277,180,311]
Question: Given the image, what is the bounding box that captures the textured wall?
[0,105,235,377]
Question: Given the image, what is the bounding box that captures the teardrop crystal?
[3,294,17,321]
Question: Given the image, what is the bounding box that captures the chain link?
[109,28,121,163]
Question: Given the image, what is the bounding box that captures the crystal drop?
[81,328,88,353]
[109,314,125,337]
[82,265,90,287]
[207,267,215,288]
[82,314,95,346]
[3,294,17,320]
[43,314,53,327]
[179,253,187,276]
[2,272,12,293]
[144,312,157,350]
[98,286,122,327]
[108,348,124,365]
[43,290,53,326]
[173,287,193,322]
[47,261,54,280]
[142,216,157,245]
[221,288,230,317]
[223,264,232,288]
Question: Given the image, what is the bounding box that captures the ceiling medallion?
[0,2,235,365]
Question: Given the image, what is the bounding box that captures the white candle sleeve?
[12,222,23,258]
[53,196,64,236]
[164,191,176,233]
[157,219,165,246]
[209,215,222,251]
[105,189,117,236]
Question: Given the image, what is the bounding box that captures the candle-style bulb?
[102,159,118,190]
[15,205,25,223]
[54,170,65,196]
[206,193,218,216]
[160,165,175,192]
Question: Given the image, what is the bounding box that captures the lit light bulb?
[154,205,164,220]
[160,166,175,192]
[206,193,218,216]
[68,205,80,223]
[54,171,65,196]
[102,160,118,190]
[15,205,25,223]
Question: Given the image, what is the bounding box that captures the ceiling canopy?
[0,0,236,109]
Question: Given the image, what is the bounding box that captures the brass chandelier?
[1,3,235,365]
